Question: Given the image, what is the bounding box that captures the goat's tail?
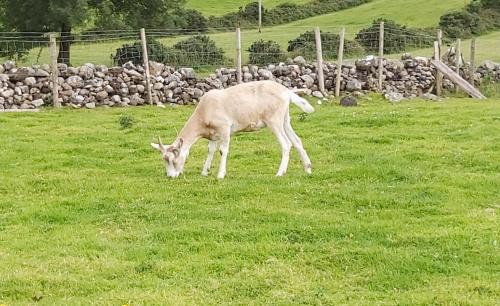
[289,91,315,114]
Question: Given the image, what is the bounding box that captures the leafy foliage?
[439,0,500,39]
[92,0,187,29]
[355,19,433,54]
[119,114,135,129]
[207,0,371,28]
[114,36,228,67]
[0,0,187,63]
[169,35,227,66]
[113,38,169,66]
[439,11,482,39]
[248,39,286,65]
[287,30,365,60]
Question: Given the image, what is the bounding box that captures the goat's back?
[195,81,290,127]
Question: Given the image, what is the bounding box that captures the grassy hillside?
[186,0,310,16]
[286,0,470,30]
[1,98,499,304]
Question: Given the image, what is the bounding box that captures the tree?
[0,0,185,64]
[92,0,186,29]
[0,0,89,64]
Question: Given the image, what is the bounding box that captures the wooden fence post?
[455,38,461,93]
[436,29,443,96]
[49,33,60,108]
[258,0,262,33]
[378,21,384,92]
[140,28,153,105]
[236,28,242,84]
[335,27,345,98]
[469,38,476,85]
[314,27,325,95]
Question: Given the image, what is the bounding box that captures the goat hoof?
[201,171,209,177]
[305,164,312,175]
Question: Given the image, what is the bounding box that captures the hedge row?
[207,0,371,29]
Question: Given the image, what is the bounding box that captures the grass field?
[14,0,484,68]
[0,97,499,304]
[185,0,310,16]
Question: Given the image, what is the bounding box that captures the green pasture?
[0,96,499,304]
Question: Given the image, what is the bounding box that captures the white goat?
[151,80,314,179]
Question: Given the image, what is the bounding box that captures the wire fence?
[0,33,50,64]
[0,23,498,69]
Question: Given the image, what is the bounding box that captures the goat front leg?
[202,140,218,176]
[217,131,231,179]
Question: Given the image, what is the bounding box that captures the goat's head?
[151,137,186,178]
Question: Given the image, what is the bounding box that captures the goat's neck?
[175,117,202,156]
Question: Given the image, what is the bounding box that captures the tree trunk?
[58,24,71,65]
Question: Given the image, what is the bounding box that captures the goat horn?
[158,136,164,150]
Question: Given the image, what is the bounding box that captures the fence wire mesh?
[0,23,497,70]
[0,32,50,66]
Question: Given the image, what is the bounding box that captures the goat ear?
[151,143,163,152]
[176,138,183,149]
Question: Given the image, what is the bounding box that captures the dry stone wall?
[0,55,498,110]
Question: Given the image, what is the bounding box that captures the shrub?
[287,30,365,60]
[439,0,500,39]
[439,11,482,39]
[176,9,208,33]
[248,40,286,65]
[170,35,227,66]
[355,19,433,54]
[119,115,135,129]
[113,36,228,67]
[113,38,171,66]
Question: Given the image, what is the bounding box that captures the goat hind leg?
[284,113,312,174]
[269,123,292,177]
[217,130,231,179]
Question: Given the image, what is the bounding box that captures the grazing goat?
[151,80,314,179]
